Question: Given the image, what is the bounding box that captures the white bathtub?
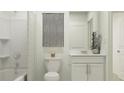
[14,73,27,81]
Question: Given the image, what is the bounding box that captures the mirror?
[69,11,101,54]
[69,11,99,51]
[69,12,88,50]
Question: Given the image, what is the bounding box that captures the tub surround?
[0,12,27,81]
[14,72,27,81]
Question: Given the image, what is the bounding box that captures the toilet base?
[44,72,60,81]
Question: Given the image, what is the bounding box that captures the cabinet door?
[72,64,87,81]
[88,64,104,81]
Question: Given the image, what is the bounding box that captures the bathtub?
[14,73,27,81]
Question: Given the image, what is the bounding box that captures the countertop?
[69,53,106,57]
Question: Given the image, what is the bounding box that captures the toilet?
[44,57,61,81]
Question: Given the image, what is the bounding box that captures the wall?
[0,12,27,81]
[28,12,37,80]
[28,12,50,81]
[99,12,112,80]
[99,12,109,54]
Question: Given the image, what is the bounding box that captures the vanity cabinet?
[87,64,104,81]
[72,64,87,80]
[71,56,106,81]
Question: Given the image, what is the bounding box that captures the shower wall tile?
[17,54,27,68]
[0,15,10,38]
[3,69,15,81]
[0,42,3,56]
[2,58,15,68]
[0,69,15,81]
[0,70,4,80]
[1,41,10,56]
[0,12,27,81]
[10,19,27,69]
[0,61,2,69]
[15,68,27,77]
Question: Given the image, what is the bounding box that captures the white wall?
[99,12,112,80]
[28,12,37,80]
[0,12,27,81]
[28,12,48,81]
[99,12,109,54]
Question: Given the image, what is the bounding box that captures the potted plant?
[91,32,101,54]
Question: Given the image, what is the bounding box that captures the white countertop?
[69,53,106,57]
[69,50,106,57]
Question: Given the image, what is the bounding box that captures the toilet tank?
[45,57,61,72]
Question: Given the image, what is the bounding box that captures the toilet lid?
[45,72,59,77]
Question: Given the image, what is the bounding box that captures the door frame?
[109,11,124,80]
[110,12,124,80]
[107,11,113,80]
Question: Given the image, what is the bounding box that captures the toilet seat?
[44,72,60,81]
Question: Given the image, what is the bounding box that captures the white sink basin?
[69,50,106,57]
[70,50,92,55]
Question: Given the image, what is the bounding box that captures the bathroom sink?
[69,50,106,57]
[70,49,92,55]
[80,50,88,54]
[69,49,105,57]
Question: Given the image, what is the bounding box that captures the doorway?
[112,12,124,80]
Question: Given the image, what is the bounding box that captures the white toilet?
[44,57,61,81]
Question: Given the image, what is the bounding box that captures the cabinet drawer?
[71,57,105,64]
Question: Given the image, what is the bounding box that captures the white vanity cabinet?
[87,64,104,81]
[72,64,87,80]
[71,55,106,81]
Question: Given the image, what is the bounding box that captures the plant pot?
[51,52,55,57]
[92,49,99,54]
